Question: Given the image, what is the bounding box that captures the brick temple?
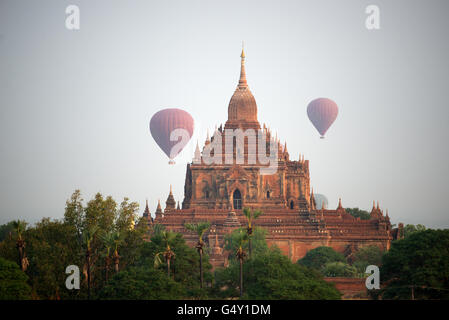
[143,48,396,268]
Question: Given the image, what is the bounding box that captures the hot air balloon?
[313,193,328,210]
[149,108,194,164]
[307,98,338,139]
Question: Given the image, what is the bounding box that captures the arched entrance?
[233,189,242,209]
[290,200,294,210]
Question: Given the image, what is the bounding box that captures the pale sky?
[0,0,448,228]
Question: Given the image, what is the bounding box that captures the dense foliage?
[1,190,446,300]
[214,248,341,299]
[374,229,449,299]
[97,267,184,299]
[345,208,371,220]
[224,227,269,258]
[402,224,426,238]
[352,245,383,274]
[0,221,16,242]
[0,257,32,299]
[297,246,346,270]
[321,262,358,278]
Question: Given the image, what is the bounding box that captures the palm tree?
[151,223,165,236]
[243,207,262,259]
[82,225,99,300]
[101,231,120,282]
[184,221,211,288]
[112,234,122,274]
[13,220,28,271]
[235,230,248,298]
[154,231,176,277]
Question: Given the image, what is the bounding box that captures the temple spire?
[310,188,315,210]
[238,42,248,89]
[155,199,163,218]
[205,129,211,145]
[143,198,150,218]
[193,140,201,163]
[165,185,176,211]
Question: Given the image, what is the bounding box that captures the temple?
[144,48,396,268]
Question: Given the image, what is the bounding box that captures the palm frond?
[197,222,211,237]
[154,252,163,268]
[243,207,251,219]
[253,209,263,219]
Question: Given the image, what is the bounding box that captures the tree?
[0,221,15,242]
[17,218,81,300]
[214,248,341,300]
[84,193,117,235]
[345,208,371,220]
[224,227,269,259]
[137,230,212,298]
[97,267,184,299]
[154,231,176,277]
[235,230,248,297]
[184,221,211,288]
[375,229,449,300]
[0,257,31,300]
[297,246,346,270]
[352,245,383,274]
[63,190,143,297]
[82,224,99,300]
[242,207,262,258]
[403,224,426,239]
[12,220,28,272]
[321,262,358,278]
[101,231,120,282]
[115,197,139,234]
[64,189,85,243]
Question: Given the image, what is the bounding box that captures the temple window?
[233,189,242,209]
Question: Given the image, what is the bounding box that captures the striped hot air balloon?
[149,108,194,164]
[307,98,338,139]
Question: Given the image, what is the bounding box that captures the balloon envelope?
[150,108,194,160]
[314,193,328,210]
[307,98,338,138]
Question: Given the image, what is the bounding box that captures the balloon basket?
[168,160,176,165]
[320,136,325,139]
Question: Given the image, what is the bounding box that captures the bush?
[321,262,358,278]
[297,246,346,270]
[0,257,32,300]
[96,267,184,299]
[352,245,383,274]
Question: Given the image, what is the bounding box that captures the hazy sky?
[1,0,448,228]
